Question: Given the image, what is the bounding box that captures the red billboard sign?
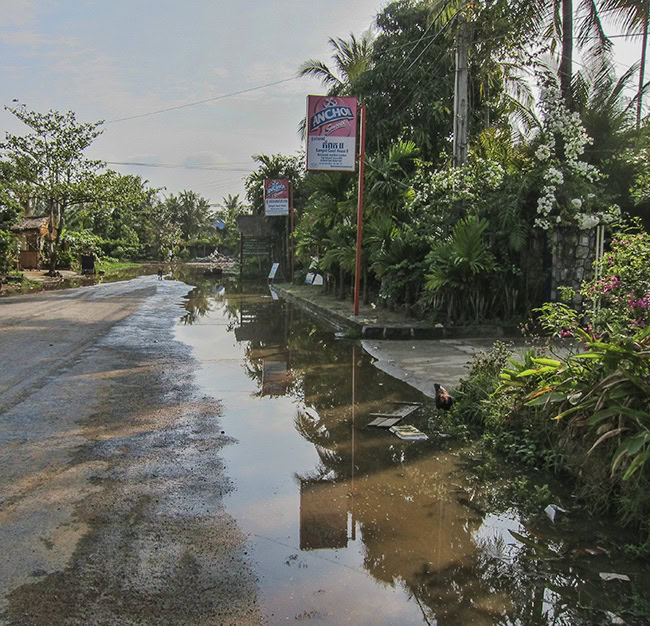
[264,178,290,216]
[306,96,357,172]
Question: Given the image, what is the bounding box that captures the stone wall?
[551,227,596,305]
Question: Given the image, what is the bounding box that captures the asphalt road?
[0,277,260,625]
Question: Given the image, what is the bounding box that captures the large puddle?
[172,274,646,625]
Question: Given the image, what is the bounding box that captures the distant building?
[10,214,56,269]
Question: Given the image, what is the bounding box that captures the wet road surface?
[1,272,648,625]
[0,277,261,624]
[174,277,649,625]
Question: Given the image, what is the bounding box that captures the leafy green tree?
[354,0,457,162]
[162,190,214,241]
[1,103,104,273]
[214,193,248,252]
[68,173,155,242]
[0,229,18,277]
[0,161,23,228]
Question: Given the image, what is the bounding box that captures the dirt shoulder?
[0,277,260,625]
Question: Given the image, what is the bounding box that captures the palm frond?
[297,59,342,89]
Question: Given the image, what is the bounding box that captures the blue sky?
[0,1,645,206]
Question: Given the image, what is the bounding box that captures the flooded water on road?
[173,274,647,625]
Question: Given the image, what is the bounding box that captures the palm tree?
[297,30,374,139]
[573,59,646,160]
[600,0,650,127]
[428,0,611,107]
[298,30,375,96]
[530,0,613,105]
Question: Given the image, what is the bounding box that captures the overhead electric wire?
[389,16,458,116]
[105,160,254,172]
[386,0,455,86]
[105,76,300,124]
[403,12,458,76]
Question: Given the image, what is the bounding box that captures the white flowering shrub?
[629,145,650,205]
[408,156,505,224]
[534,75,608,231]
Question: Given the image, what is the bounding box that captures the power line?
[386,0,455,86]
[106,161,254,172]
[404,12,457,75]
[104,76,300,124]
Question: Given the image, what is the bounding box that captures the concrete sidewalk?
[362,338,527,397]
[271,284,527,397]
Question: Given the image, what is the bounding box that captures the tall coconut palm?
[297,30,374,139]
[428,0,611,107]
[600,0,649,127]
[519,0,613,106]
[298,30,375,96]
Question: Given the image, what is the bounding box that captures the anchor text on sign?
[306,96,357,172]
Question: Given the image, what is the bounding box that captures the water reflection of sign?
[300,479,348,550]
[264,178,290,216]
[262,358,289,396]
[306,95,357,172]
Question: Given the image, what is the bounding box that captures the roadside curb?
[271,284,521,340]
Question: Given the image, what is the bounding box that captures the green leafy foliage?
[0,229,17,276]
[583,229,650,334]
[424,216,496,322]
[1,103,105,272]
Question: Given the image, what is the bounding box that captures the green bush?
[448,340,513,431]
[583,229,650,335]
[100,239,143,260]
[497,324,650,539]
[0,229,17,276]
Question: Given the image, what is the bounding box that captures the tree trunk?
[560,0,574,108]
[404,282,411,317]
[47,201,57,275]
[637,8,649,130]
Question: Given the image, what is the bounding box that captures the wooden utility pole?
[453,0,469,168]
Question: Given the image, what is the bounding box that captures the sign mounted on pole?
[264,179,290,216]
[306,96,357,172]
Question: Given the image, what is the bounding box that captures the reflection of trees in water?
[222,284,614,624]
[177,274,237,325]
[180,286,214,325]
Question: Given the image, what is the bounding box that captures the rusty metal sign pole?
[353,104,367,316]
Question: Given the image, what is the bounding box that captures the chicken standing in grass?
[434,384,454,410]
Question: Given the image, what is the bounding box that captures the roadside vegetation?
[446,226,650,553]
[239,0,650,560]
[0,106,248,282]
[1,0,649,557]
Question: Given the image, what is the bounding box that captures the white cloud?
[0,30,76,48]
[0,0,39,27]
